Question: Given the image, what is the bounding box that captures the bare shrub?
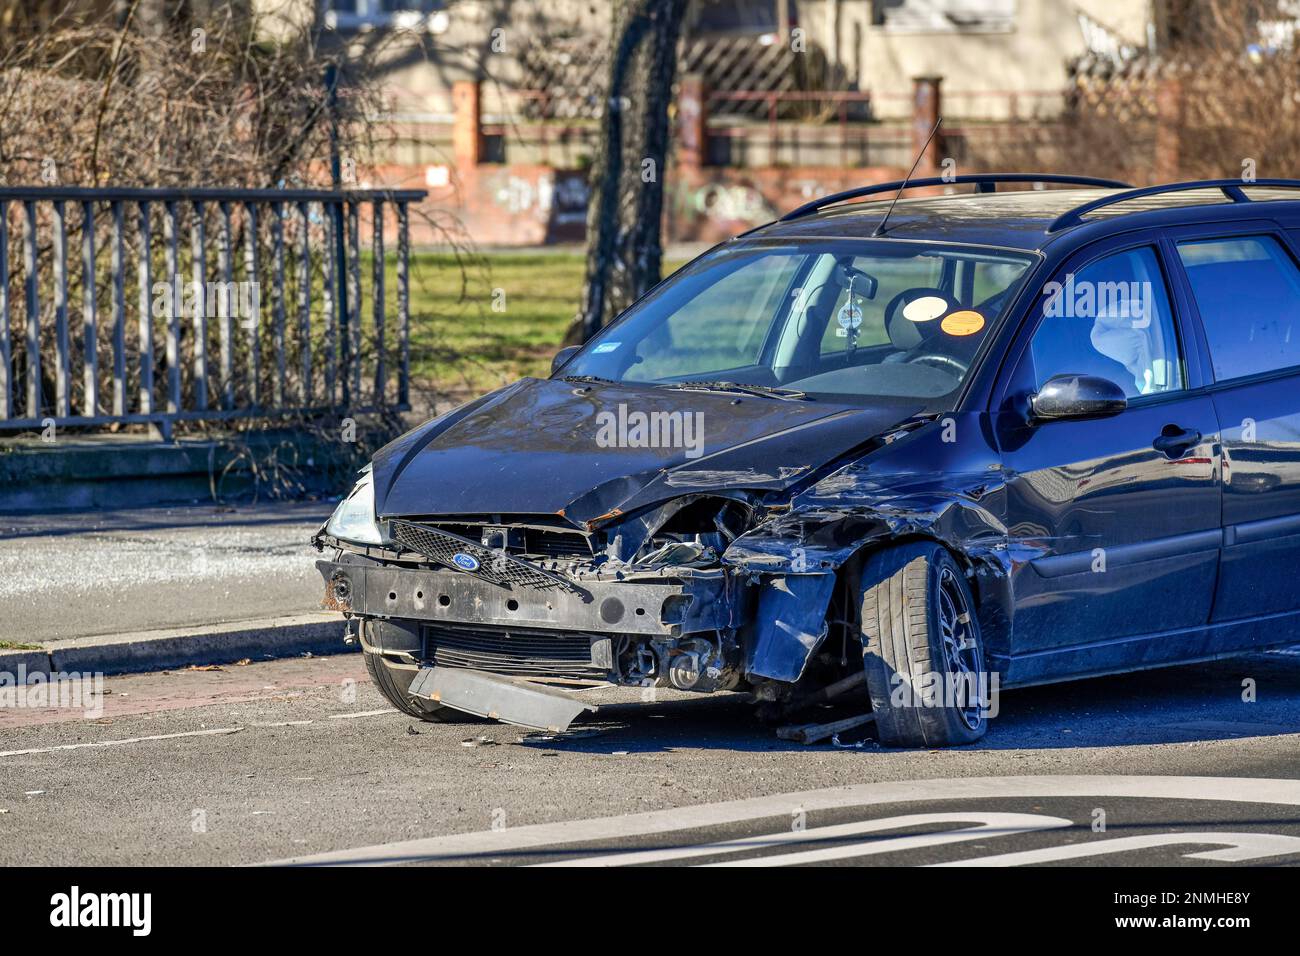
[0,1,480,438]
[988,0,1300,183]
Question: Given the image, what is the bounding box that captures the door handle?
[1153,426,1202,458]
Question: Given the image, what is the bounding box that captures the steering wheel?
[907,352,969,377]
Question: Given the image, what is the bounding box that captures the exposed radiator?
[423,622,606,682]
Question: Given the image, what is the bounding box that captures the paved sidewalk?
[0,499,345,683]
[0,502,330,646]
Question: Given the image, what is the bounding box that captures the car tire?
[362,650,486,723]
[859,541,989,747]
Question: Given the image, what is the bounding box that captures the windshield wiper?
[657,380,810,401]
[562,374,620,385]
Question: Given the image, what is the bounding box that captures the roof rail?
[778,173,1131,222]
[1047,178,1300,232]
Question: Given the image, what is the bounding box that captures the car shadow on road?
[969,648,1300,751]
[512,693,817,754]
[510,649,1300,754]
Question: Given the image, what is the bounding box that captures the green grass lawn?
[408,252,584,398]
[404,252,685,401]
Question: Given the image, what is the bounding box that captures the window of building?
[324,1,447,31]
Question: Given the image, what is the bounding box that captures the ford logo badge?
[451,552,480,572]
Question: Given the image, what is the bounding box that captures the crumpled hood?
[372,377,924,526]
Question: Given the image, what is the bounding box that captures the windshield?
[562,240,1036,407]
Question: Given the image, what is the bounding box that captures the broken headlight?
[325,468,387,546]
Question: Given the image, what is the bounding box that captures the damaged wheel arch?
[728,522,1006,688]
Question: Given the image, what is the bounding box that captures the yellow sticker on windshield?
[941,310,985,336]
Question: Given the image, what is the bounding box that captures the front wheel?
[362,650,486,723]
[859,542,989,747]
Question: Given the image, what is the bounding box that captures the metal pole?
[326,62,351,410]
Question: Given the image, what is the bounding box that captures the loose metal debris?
[777,713,876,746]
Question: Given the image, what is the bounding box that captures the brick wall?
[371,159,906,247]
[368,78,943,248]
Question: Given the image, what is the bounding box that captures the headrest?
[885,288,955,351]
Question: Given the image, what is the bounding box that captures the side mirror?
[551,345,581,376]
[1030,374,1127,423]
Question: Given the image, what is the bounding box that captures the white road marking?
[932,831,1300,866]
[327,709,397,720]
[539,812,1071,867]
[706,813,1072,867]
[0,726,243,758]
[1,709,395,759]
[264,775,1300,867]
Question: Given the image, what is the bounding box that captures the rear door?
[993,236,1223,683]
[1166,223,1300,624]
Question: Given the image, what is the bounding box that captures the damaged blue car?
[314,174,1300,747]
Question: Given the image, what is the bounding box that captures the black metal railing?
[0,186,424,436]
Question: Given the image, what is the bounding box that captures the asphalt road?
[3,646,1299,866]
[0,503,328,643]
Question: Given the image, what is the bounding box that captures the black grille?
[520,528,592,558]
[422,521,592,559]
[423,623,605,681]
[390,520,582,594]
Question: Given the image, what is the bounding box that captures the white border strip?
[264,774,1300,866]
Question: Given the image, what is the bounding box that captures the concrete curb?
[0,648,51,682]
[0,613,354,683]
[0,427,396,513]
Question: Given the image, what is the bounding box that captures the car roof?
[744,185,1300,252]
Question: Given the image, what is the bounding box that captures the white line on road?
[1,708,398,759]
[930,831,1300,866]
[536,812,1072,867]
[264,775,1300,867]
[0,726,244,758]
[705,814,1073,867]
[1,709,396,759]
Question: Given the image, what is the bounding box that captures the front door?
[994,240,1222,684]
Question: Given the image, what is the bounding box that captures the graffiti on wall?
[684,181,775,225]
[486,170,589,223]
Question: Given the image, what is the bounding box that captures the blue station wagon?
[315,174,1300,747]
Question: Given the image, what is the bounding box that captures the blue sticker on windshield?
[591,342,621,354]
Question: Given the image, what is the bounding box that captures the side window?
[1176,235,1300,381]
[1028,246,1184,399]
[971,259,1029,309]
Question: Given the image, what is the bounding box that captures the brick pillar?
[1154,75,1183,183]
[452,79,484,168]
[911,75,943,175]
[678,74,708,169]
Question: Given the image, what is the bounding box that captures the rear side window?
[1176,236,1300,381]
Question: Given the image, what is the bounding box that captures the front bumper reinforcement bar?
[408,666,596,732]
[318,557,736,637]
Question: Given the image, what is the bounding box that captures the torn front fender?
[722,469,1012,575]
[723,465,1022,671]
[743,572,837,682]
